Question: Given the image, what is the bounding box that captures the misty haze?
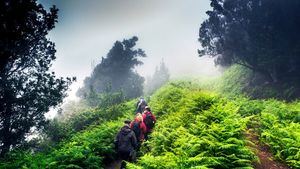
[0,0,299,169]
[41,0,220,102]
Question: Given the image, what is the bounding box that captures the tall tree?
[77,36,146,105]
[0,0,72,157]
[145,60,170,94]
[199,0,300,83]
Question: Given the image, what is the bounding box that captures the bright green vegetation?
[1,68,299,169]
[0,101,136,169]
[233,98,300,168]
[213,66,300,168]
[128,82,257,169]
[127,81,300,169]
[209,65,299,100]
[2,122,118,169]
[259,101,300,168]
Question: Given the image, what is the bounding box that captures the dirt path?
[245,129,291,169]
[104,159,122,169]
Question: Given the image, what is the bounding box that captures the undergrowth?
[0,101,136,169]
[128,82,257,169]
[1,75,299,169]
[259,100,300,168]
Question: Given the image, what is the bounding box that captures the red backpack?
[144,112,155,129]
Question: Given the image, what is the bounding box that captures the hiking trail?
[245,127,290,169]
[104,159,121,169]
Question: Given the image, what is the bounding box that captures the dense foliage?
[199,0,300,84]
[0,99,136,169]
[128,81,299,169]
[0,0,72,157]
[45,102,131,144]
[199,65,300,100]
[0,80,299,168]
[128,82,257,169]
[200,65,300,168]
[232,98,300,168]
[77,36,146,106]
[259,101,300,168]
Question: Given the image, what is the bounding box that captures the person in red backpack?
[130,113,147,144]
[142,106,156,140]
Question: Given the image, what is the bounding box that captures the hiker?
[130,113,147,147]
[135,97,148,114]
[142,106,156,140]
[114,120,138,169]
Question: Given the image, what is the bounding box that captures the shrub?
[129,83,256,169]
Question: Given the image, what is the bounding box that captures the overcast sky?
[39,0,219,102]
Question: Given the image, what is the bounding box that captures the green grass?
[1,66,299,169]
[0,100,136,169]
[128,82,256,169]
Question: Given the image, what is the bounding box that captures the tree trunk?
[256,67,274,84]
[234,61,275,83]
[264,71,274,83]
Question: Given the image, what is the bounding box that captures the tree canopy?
[0,0,72,156]
[77,36,146,106]
[199,0,300,83]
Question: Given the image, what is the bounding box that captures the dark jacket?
[115,125,137,153]
[136,99,147,113]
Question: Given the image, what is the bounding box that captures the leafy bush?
[0,99,136,169]
[232,98,300,169]
[2,79,299,169]
[234,98,265,117]
[46,121,121,169]
[196,64,300,168]
[203,64,300,100]
[45,101,133,144]
[258,100,300,168]
[128,83,256,169]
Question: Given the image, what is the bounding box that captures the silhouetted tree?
[199,0,300,83]
[0,0,72,157]
[145,60,170,94]
[77,36,146,105]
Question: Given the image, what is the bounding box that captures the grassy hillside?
[0,73,299,168]
[128,82,257,169]
[0,101,136,169]
[126,81,299,169]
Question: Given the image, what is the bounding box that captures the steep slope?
[1,80,299,169]
[0,101,137,169]
[128,82,257,169]
[128,81,299,169]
